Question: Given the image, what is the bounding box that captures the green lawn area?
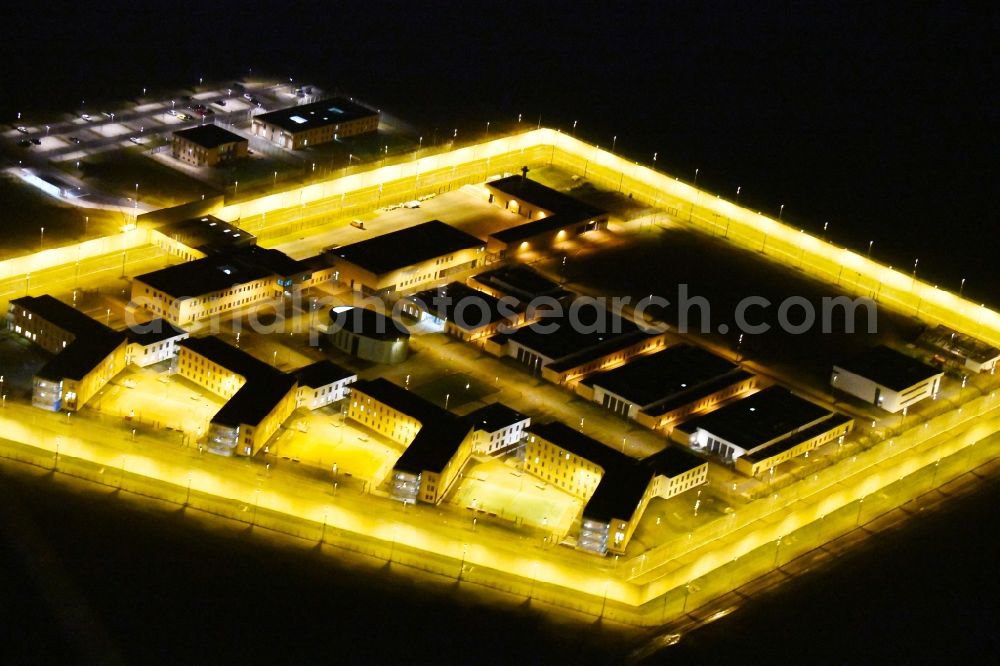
[0,174,121,259]
[72,146,218,208]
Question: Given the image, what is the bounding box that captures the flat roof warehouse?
[330,221,484,275]
[254,97,378,133]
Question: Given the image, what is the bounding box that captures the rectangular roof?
[135,253,274,299]
[407,282,512,330]
[135,246,306,300]
[329,306,411,341]
[331,221,484,276]
[11,295,115,339]
[639,369,754,417]
[464,402,528,433]
[154,216,256,255]
[471,265,571,303]
[487,176,606,245]
[212,374,297,428]
[493,309,646,364]
[676,386,833,452]
[585,344,738,407]
[487,175,605,220]
[254,97,378,134]
[741,413,853,463]
[530,421,631,475]
[179,336,283,383]
[126,319,187,347]
[835,345,941,392]
[641,445,708,478]
[918,326,1000,364]
[173,124,247,149]
[36,333,126,382]
[292,360,355,388]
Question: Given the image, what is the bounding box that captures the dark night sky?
[0,2,998,662]
[1,1,996,296]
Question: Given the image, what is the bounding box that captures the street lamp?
[779,203,785,220]
[444,393,450,410]
[39,227,44,250]
[611,135,617,153]
[867,240,874,258]
[960,277,966,298]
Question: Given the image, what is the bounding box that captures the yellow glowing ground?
[267,408,402,487]
[88,364,224,439]
[446,457,583,534]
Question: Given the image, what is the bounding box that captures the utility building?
[251,98,379,150]
[831,345,943,413]
[673,386,854,476]
[329,221,485,296]
[484,175,608,257]
[172,124,248,166]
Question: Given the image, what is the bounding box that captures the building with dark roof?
[7,295,128,412]
[831,345,943,413]
[175,337,358,456]
[348,378,470,504]
[401,281,521,342]
[486,306,669,385]
[484,176,608,256]
[917,326,1000,374]
[348,379,526,505]
[125,318,189,367]
[327,306,410,364]
[176,337,294,456]
[463,402,530,455]
[172,124,248,166]
[525,422,707,555]
[330,220,486,296]
[251,97,379,150]
[152,216,257,261]
[672,386,855,476]
[469,265,574,306]
[132,245,335,326]
[293,360,357,409]
[578,344,760,430]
